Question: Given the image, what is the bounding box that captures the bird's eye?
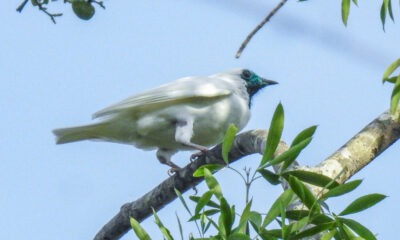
[241,70,252,79]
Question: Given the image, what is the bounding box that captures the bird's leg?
[156,149,181,174]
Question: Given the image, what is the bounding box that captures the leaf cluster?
[383,59,400,120]
[298,0,397,29]
[16,0,105,23]
[130,104,385,240]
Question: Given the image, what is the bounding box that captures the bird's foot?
[190,150,207,162]
[157,149,182,175]
[168,166,182,176]
[164,160,182,175]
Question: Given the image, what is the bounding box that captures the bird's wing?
[92,76,232,119]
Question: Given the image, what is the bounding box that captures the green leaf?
[342,220,369,239]
[204,209,220,216]
[72,0,95,20]
[291,125,317,147]
[236,200,252,233]
[175,188,192,215]
[261,103,284,166]
[288,216,310,234]
[189,209,220,221]
[311,213,335,225]
[189,195,220,209]
[288,175,320,213]
[130,217,151,240]
[176,213,184,240]
[339,193,387,216]
[388,0,394,21]
[279,201,288,238]
[286,210,333,225]
[285,210,309,221]
[258,169,281,185]
[219,197,233,237]
[282,170,339,189]
[380,0,388,30]
[321,179,362,199]
[227,233,252,240]
[222,124,238,164]
[337,223,356,240]
[390,75,400,115]
[203,216,214,233]
[341,0,351,26]
[200,212,207,234]
[281,137,312,171]
[383,58,400,82]
[262,189,294,227]
[383,59,400,118]
[193,164,223,177]
[195,190,214,215]
[292,222,336,239]
[339,217,377,240]
[152,208,173,240]
[259,229,282,239]
[312,214,335,225]
[248,211,262,229]
[384,76,398,84]
[320,229,338,240]
[351,0,358,6]
[261,137,311,170]
[203,168,223,199]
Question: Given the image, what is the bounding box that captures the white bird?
[53,69,277,171]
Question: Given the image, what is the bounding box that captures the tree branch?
[94,110,400,240]
[288,110,400,240]
[235,0,288,59]
[93,130,288,240]
[16,0,29,12]
[305,110,400,185]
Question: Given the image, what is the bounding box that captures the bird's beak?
[261,78,278,86]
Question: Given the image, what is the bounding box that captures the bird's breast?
[190,94,250,146]
[128,94,250,150]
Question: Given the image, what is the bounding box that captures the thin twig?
[227,166,247,184]
[235,0,288,58]
[17,0,63,23]
[90,0,105,9]
[16,0,29,12]
[37,3,63,24]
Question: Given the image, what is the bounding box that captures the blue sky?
[2,1,399,239]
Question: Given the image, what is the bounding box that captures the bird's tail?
[52,122,110,144]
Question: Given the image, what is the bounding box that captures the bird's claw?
[190,151,206,162]
[168,167,182,176]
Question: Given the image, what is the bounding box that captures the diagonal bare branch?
[235,0,288,58]
[16,0,29,12]
[308,110,400,184]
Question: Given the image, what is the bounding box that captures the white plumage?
[53,69,277,171]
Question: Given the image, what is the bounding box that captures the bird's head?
[239,69,278,98]
[211,68,277,105]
